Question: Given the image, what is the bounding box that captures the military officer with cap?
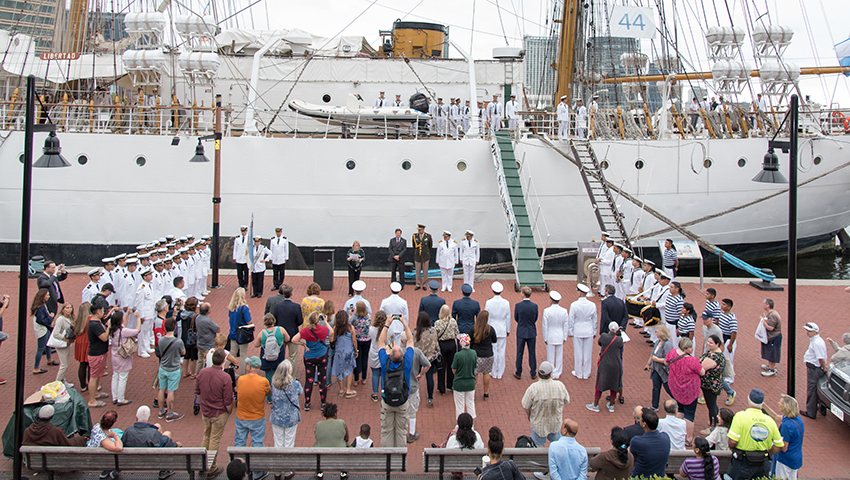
[505,94,520,130]
[596,236,616,296]
[99,257,118,306]
[487,94,503,131]
[412,224,433,291]
[615,247,633,300]
[82,268,101,304]
[567,283,598,379]
[233,225,250,289]
[179,248,195,297]
[200,236,211,294]
[250,235,272,298]
[379,282,409,345]
[417,280,445,325]
[436,231,459,292]
[135,267,156,357]
[162,256,174,288]
[542,291,569,379]
[452,284,480,335]
[460,230,480,291]
[151,259,166,300]
[575,98,588,138]
[627,256,645,296]
[484,281,510,379]
[120,258,138,313]
[557,95,570,139]
[270,227,289,291]
[344,280,372,316]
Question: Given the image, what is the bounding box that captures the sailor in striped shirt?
[677,303,696,340]
[702,288,721,325]
[662,239,678,280]
[717,298,738,384]
[662,281,684,346]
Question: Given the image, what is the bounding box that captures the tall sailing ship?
[0,0,848,282]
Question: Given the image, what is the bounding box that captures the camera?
[392,314,401,321]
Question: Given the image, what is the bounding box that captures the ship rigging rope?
[263,55,313,134]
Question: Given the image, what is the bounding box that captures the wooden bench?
[20,446,208,480]
[666,449,733,476]
[423,447,602,480]
[227,447,407,480]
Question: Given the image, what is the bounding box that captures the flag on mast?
[836,37,850,76]
[248,214,255,267]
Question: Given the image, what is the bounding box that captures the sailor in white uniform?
[392,94,404,107]
[462,100,471,133]
[484,281,510,379]
[487,95,503,131]
[557,95,570,139]
[179,248,195,297]
[375,91,389,107]
[121,259,139,328]
[627,256,645,296]
[427,98,437,134]
[449,98,461,139]
[379,282,409,345]
[82,268,101,305]
[576,99,588,139]
[459,230,480,291]
[615,247,633,301]
[590,95,599,115]
[191,242,205,298]
[270,227,289,291]
[542,291,569,379]
[161,256,174,289]
[233,226,250,289]
[632,259,657,330]
[436,231,459,292]
[596,238,615,296]
[151,259,166,300]
[433,98,446,136]
[567,283,598,379]
[505,94,520,130]
[477,101,485,136]
[250,235,272,298]
[135,267,156,357]
[98,257,118,306]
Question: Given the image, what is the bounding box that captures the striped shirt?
[663,248,677,267]
[664,294,684,325]
[678,314,696,335]
[703,300,721,320]
[520,377,571,437]
[717,311,738,336]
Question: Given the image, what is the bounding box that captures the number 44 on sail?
[609,6,657,39]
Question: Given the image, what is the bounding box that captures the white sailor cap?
[178,247,189,253]
[600,231,610,237]
[126,253,138,259]
[240,225,249,231]
[178,237,188,242]
[659,271,671,280]
[443,230,452,236]
[613,242,624,249]
[275,227,283,232]
[561,95,568,100]
[465,230,474,236]
[165,235,175,241]
[166,243,176,248]
[549,291,562,302]
[633,256,642,262]
[158,238,167,243]
[491,281,504,293]
[163,255,174,262]
[88,268,101,276]
[139,253,151,259]
[644,259,655,266]
[390,282,402,293]
[253,235,262,241]
[201,235,210,240]
[125,258,138,264]
[157,248,167,253]
[352,280,366,292]
[146,243,157,249]
[115,253,127,260]
[187,234,195,238]
[152,259,162,265]
[577,283,591,294]
[102,257,116,263]
[136,245,146,251]
[139,266,153,275]
[623,247,632,254]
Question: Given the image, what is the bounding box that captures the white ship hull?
[1,131,848,258]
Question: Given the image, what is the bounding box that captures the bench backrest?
[666,449,733,475]
[20,446,208,473]
[423,447,603,473]
[227,447,407,473]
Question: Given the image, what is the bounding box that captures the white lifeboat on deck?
[288,94,430,126]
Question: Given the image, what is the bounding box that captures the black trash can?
[313,249,334,291]
[404,261,415,285]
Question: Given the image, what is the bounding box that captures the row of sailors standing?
[81,235,212,357]
[556,95,599,140]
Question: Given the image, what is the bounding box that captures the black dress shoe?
[414,286,421,291]
[799,412,816,419]
[646,340,654,344]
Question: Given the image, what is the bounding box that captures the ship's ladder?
[569,139,632,248]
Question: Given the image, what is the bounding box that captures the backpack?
[383,355,409,407]
[262,327,282,362]
[515,435,536,448]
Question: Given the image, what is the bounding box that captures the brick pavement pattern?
[0,271,847,478]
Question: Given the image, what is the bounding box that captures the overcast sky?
[188,0,850,105]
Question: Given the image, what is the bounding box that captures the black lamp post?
[190,94,223,288]
[752,93,798,397]
[14,74,69,480]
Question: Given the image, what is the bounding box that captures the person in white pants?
[484,281,511,379]
[615,248,633,301]
[460,231,479,291]
[596,238,615,296]
[134,267,156,356]
[436,231,459,292]
[557,95,570,139]
[542,291,569,379]
[452,334,476,419]
[567,284,598,379]
[110,309,138,405]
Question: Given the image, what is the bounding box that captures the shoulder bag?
[117,326,138,358]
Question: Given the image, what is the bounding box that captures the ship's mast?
[64,0,91,52]
[555,0,581,103]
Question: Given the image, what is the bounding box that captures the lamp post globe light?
[752,93,799,398]
[13,74,70,480]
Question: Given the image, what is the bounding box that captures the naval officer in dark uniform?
[412,224,433,290]
[452,283,481,335]
[418,280,446,326]
[388,228,407,289]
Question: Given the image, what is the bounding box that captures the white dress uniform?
[487,101,503,131]
[81,280,99,304]
[598,247,615,296]
[375,96,389,107]
[379,293,409,345]
[505,99,520,130]
[628,266,645,295]
[557,101,570,139]
[648,283,671,344]
[484,292,511,379]
[134,280,156,355]
[449,103,461,138]
[169,286,187,305]
[98,268,118,306]
[576,104,588,138]
[567,295,598,379]
[428,101,438,133]
[462,104,470,132]
[151,269,165,301]
[459,236,480,289]
[112,267,126,307]
[542,302,569,379]
[616,259,634,301]
[233,233,250,288]
[193,251,205,298]
[182,254,196,295]
[435,237,459,292]
[392,99,405,107]
[270,234,289,289]
[633,271,658,327]
[120,270,138,327]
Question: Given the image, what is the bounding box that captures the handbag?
[46,332,67,349]
[185,312,198,346]
[235,306,255,344]
[754,318,769,344]
[722,355,735,378]
[117,327,138,359]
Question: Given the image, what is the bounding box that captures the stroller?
[193,364,238,415]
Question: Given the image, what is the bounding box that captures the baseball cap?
[538,361,554,376]
[245,356,261,368]
[749,388,765,405]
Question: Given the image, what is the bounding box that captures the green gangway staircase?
[493,131,548,291]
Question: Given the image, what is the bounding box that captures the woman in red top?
[665,337,705,446]
[291,312,335,411]
[73,302,92,391]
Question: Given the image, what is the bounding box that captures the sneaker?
[165,412,184,422]
[761,364,770,371]
[158,409,167,419]
[153,399,159,409]
[407,431,420,443]
[761,369,777,377]
[726,393,736,406]
[139,352,151,358]
[697,397,706,404]
[533,473,550,480]
[206,466,223,477]
[0,378,6,385]
[607,402,615,413]
[159,471,175,480]
[254,473,269,480]
[585,403,600,413]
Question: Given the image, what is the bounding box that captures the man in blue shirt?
[378,316,414,448]
[418,280,446,326]
[452,283,481,334]
[548,419,587,480]
[630,409,670,478]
